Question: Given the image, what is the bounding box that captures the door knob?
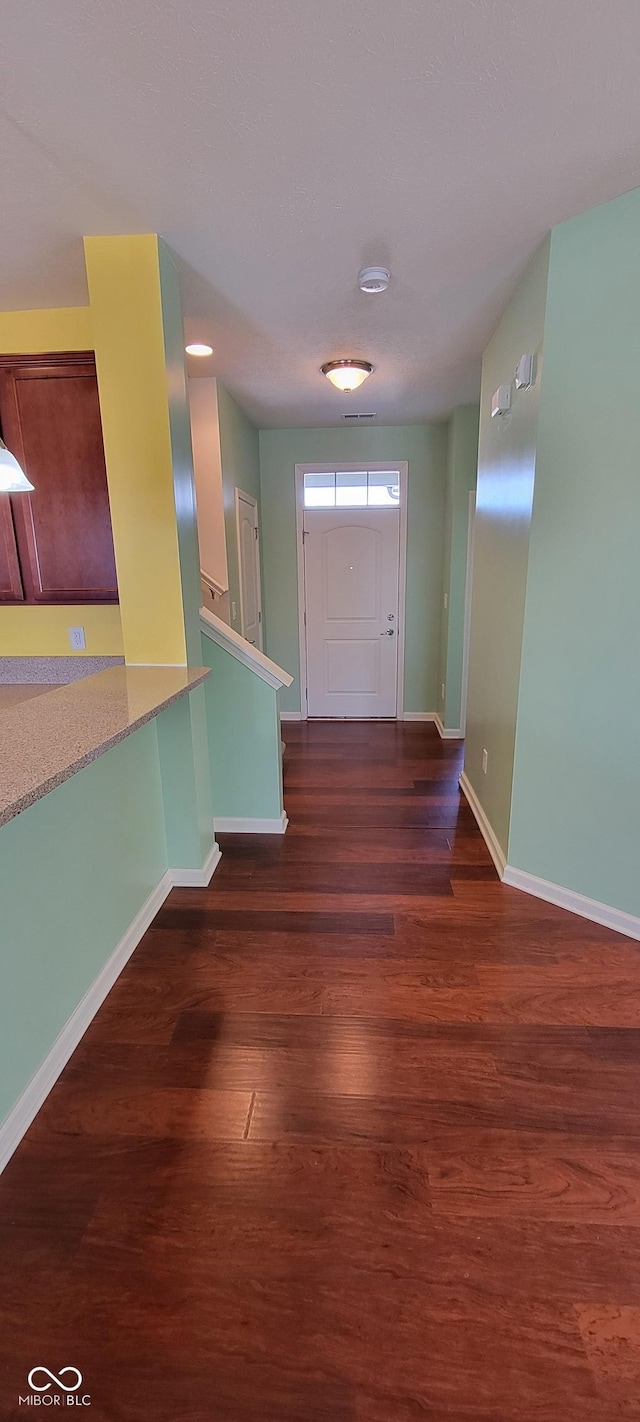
[380,628,395,636]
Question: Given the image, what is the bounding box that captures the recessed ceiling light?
[358,267,390,293]
[185,343,213,357]
[321,359,374,393]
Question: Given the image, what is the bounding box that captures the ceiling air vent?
[342,412,377,421]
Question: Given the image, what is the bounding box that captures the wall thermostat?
[515,353,536,390]
[491,384,512,418]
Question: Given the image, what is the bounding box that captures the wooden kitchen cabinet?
[0,498,23,600]
[0,352,118,604]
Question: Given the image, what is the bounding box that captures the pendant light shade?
[321,359,374,394]
[0,439,33,493]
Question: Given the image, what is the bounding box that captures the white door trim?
[294,462,408,720]
[459,489,476,738]
[235,487,263,649]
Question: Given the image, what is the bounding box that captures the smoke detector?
[358,266,390,294]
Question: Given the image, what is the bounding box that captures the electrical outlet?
[482,748,488,774]
[444,592,448,610]
[441,683,445,701]
[69,625,86,651]
[231,601,237,622]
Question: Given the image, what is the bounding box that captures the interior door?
[304,508,400,717]
[459,489,476,736]
[236,490,263,648]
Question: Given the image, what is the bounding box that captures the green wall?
[258,424,447,715]
[438,405,479,731]
[156,242,216,869]
[156,685,215,871]
[0,682,222,1137]
[201,631,284,822]
[464,238,550,856]
[158,240,203,665]
[508,190,640,915]
[0,722,168,1127]
[217,382,262,631]
[0,237,222,1143]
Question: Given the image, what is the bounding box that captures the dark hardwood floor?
[2,721,640,1419]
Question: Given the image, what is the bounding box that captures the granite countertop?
[0,664,210,828]
[0,685,54,709]
[0,655,125,685]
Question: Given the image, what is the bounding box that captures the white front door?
[236,489,263,648]
[304,508,400,717]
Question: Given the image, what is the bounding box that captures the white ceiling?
[2,0,640,427]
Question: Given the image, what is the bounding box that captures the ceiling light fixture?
[358,266,390,294]
[0,438,34,492]
[185,343,213,357]
[321,359,374,393]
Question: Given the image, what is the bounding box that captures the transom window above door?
[303,470,401,509]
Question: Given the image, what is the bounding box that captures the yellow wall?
[0,305,124,658]
[0,605,123,656]
[85,235,189,666]
[1,244,198,669]
[0,306,92,354]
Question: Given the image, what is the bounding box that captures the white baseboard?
[171,841,222,887]
[503,865,640,942]
[283,710,441,726]
[214,811,289,835]
[0,870,174,1176]
[456,784,640,940]
[458,771,506,877]
[434,713,463,740]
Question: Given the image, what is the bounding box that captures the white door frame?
[294,462,408,720]
[459,489,476,737]
[234,487,263,649]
